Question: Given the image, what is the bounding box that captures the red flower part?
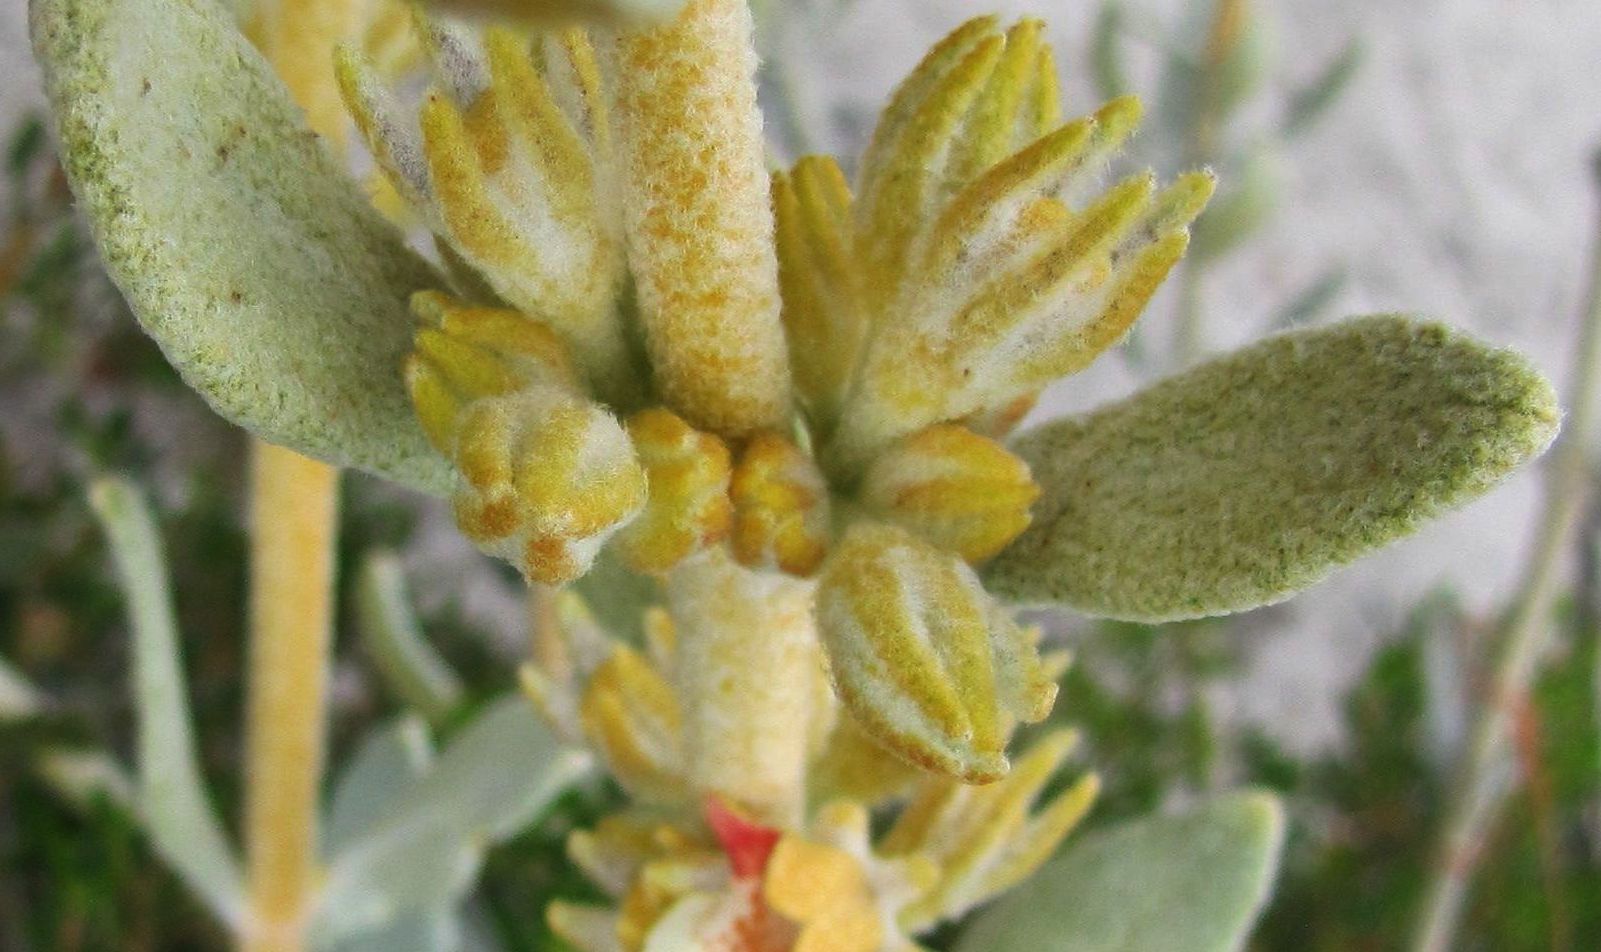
[705,796,783,881]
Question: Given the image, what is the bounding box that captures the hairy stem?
[666,549,824,827]
[1410,153,1601,952]
[237,7,357,950]
[242,444,340,952]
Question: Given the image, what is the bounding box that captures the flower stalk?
[239,6,356,950]
[1410,151,1601,952]
[241,444,340,952]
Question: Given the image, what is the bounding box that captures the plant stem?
[242,444,340,952]
[236,6,357,949]
[1410,153,1601,952]
[666,549,821,828]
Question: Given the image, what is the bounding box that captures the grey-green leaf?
[88,477,245,929]
[956,792,1286,952]
[1189,144,1282,263]
[355,553,464,725]
[324,715,434,856]
[986,315,1560,621]
[312,696,592,943]
[31,0,451,494]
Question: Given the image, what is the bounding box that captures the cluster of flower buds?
[341,0,1206,791]
[525,587,1099,951]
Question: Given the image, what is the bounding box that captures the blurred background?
[2,0,1600,949]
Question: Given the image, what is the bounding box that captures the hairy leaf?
[956,792,1285,952]
[987,316,1559,621]
[31,0,451,492]
[312,696,592,943]
[88,477,245,928]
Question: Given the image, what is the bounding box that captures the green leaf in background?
[1090,0,1131,102]
[956,792,1286,952]
[87,477,245,929]
[1189,144,1282,263]
[1269,266,1349,330]
[30,0,452,493]
[312,696,592,946]
[354,553,465,726]
[1283,38,1365,139]
[328,914,459,952]
[986,316,1560,621]
[571,549,663,648]
[0,653,45,721]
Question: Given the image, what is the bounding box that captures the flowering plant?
[27,0,1559,949]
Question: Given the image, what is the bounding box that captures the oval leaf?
[956,792,1286,952]
[986,315,1559,621]
[31,0,452,493]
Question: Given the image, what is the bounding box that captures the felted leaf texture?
[955,792,1286,952]
[30,0,452,493]
[986,315,1560,621]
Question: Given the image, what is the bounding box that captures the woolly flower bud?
[336,19,640,403]
[815,522,1056,783]
[730,432,832,576]
[614,408,734,574]
[404,290,578,449]
[450,388,645,584]
[603,0,793,435]
[859,424,1040,563]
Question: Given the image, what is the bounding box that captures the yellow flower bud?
[579,646,686,803]
[614,408,735,574]
[450,387,645,584]
[604,0,792,434]
[337,20,641,403]
[728,432,832,577]
[815,522,1056,783]
[859,424,1040,563]
[881,730,1100,931]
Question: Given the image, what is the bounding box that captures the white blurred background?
[3,0,1599,751]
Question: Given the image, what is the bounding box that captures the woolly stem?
[237,7,358,948]
[1410,152,1601,952]
[665,549,823,828]
[241,444,340,952]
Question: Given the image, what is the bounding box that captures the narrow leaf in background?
[88,476,245,929]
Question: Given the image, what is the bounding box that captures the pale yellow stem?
[242,444,340,952]
[240,6,358,951]
[666,549,830,827]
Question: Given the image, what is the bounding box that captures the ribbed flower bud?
[404,290,578,449]
[614,408,734,574]
[858,424,1040,563]
[336,19,640,403]
[815,522,1056,783]
[729,432,832,577]
[450,388,645,584]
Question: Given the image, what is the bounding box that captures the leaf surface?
[987,316,1559,621]
[32,0,451,492]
